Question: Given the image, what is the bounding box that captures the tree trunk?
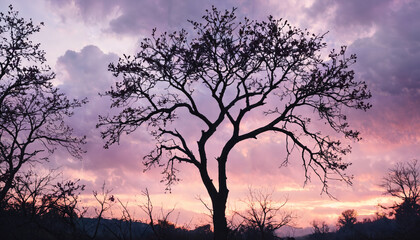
[198,145,230,240]
[213,157,229,240]
[199,165,229,240]
[260,228,266,240]
[212,195,228,240]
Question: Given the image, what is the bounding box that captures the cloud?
[57,45,117,98]
[50,45,159,192]
[301,0,420,147]
[46,0,307,36]
[47,0,119,23]
[345,1,420,145]
[306,0,395,28]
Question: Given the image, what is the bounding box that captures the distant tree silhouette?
[235,188,293,240]
[381,160,420,210]
[0,5,86,205]
[98,6,371,240]
[337,209,357,230]
[310,220,330,240]
[381,159,420,239]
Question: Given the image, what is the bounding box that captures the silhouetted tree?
[310,220,330,240]
[337,209,357,230]
[98,7,371,240]
[11,169,55,218]
[39,177,86,238]
[0,5,86,204]
[381,159,420,239]
[105,198,136,240]
[235,188,293,240]
[89,182,115,240]
[192,224,213,240]
[139,188,177,240]
[381,159,420,210]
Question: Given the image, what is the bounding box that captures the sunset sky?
[2,0,419,233]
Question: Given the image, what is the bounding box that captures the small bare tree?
[89,182,115,240]
[381,159,419,205]
[11,169,55,218]
[101,197,136,240]
[235,188,293,240]
[116,198,135,240]
[139,188,176,240]
[380,159,420,237]
[11,169,85,221]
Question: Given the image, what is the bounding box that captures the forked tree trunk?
[198,144,230,239]
[200,166,229,240]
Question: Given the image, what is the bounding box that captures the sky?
[2,0,419,234]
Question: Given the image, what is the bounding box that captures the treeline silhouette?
[1,169,419,240]
[309,210,419,240]
[1,161,420,240]
[0,173,291,240]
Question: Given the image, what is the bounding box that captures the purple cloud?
[306,0,395,28]
[47,0,289,35]
[345,1,420,144]
[50,45,159,191]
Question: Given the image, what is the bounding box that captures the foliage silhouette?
[337,209,357,230]
[0,5,86,205]
[98,6,371,240]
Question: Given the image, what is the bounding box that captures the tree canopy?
[99,7,371,240]
[337,209,357,230]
